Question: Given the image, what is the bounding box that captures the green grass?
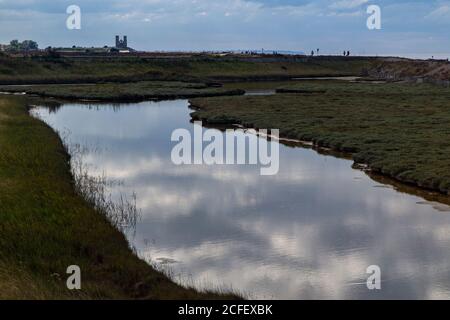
[0,81,244,102]
[0,96,240,299]
[0,55,374,84]
[190,81,450,194]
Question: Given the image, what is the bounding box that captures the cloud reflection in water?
[34,100,450,300]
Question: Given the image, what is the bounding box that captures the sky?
[0,0,450,57]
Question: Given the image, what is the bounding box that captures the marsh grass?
[190,81,450,195]
[0,81,245,102]
[149,259,248,299]
[65,140,140,233]
[0,55,373,85]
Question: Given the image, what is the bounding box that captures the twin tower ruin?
[115,35,128,49]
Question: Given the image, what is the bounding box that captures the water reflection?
[33,100,450,300]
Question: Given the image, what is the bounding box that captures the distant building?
[115,35,128,50]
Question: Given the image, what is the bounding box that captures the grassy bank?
[368,57,450,82]
[0,95,238,299]
[190,81,450,194]
[0,81,244,102]
[0,54,374,84]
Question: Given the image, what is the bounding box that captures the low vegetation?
[190,81,450,194]
[0,54,375,84]
[369,57,450,81]
[0,81,244,102]
[0,96,239,299]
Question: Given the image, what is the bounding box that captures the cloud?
[425,2,450,20]
[329,0,369,10]
[0,0,449,56]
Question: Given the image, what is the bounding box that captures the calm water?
[33,100,450,299]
